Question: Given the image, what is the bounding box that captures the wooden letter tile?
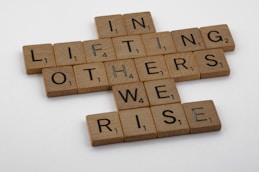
[95,14,127,38]
[144,79,181,106]
[42,66,78,97]
[171,28,206,52]
[151,103,189,137]
[73,63,110,94]
[182,100,221,134]
[112,82,149,110]
[86,112,124,146]
[164,52,200,82]
[104,59,139,85]
[112,35,146,59]
[193,48,230,78]
[134,55,170,81]
[123,11,156,35]
[141,32,177,56]
[53,41,86,66]
[200,24,235,51]
[23,44,56,74]
[119,107,157,142]
[83,38,116,63]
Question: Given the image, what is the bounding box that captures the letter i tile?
[42,66,77,97]
[119,107,157,142]
[86,112,124,146]
[182,100,221,134]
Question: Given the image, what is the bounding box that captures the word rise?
[22,11,235,146]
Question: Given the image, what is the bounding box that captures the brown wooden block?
[200,24,235,51]
[134,55,170,81]
[23,44,56,74]
[112,35,146,60]
[73,63,110,94]
[119,107,157,142]
[95,14,127,38]
[164,52,200,82]
[144,79,181,106]
[53,41,86,66]
[42,66,77,97]
[112,82,149,110]
[193,48,230,78]
[104,59,139,85]
[171,28,206,52]
[150,103,189,138]
[141,32,177,56]
[83,38,116,63]
[86,112,124,146]
[182,100,221,134]
[123,11,156,35]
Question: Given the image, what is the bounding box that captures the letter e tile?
[151,103,189,137]
[182,100,221,134]
[86,112,124,146]
[119,107,157,142]
[144,79,181,106]
[42,66,77,97]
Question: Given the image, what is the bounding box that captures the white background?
[1,0,259,171]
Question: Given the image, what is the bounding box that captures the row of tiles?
[42,49,230,97]
[86,100,221,146]
[23,24,234,74]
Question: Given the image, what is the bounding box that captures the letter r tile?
[119,107,157,142]
[182,100,221,134]
[112,82,149,110]
[86,112,124,146]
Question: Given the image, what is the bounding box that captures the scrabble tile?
[83,38,116,63]
[95,14,127,38]
[123,11,156,35]
[112,35,146,60]
[193,48,230,78]
[53,41,86,66]
[171,28,206,52]
[134,55,170,81]
[112,82,149,110]
[150,103,189,137]
[86,112,124,146]
[144,79,181,106]
[141,32,177,56]
[119,107,157,142]
[104,59,139,85]
[23,44,56,74]
[182,100,221,134]
[73,63,110,94]
[42,66,77,97]
[164,52,200,81]
[200,24,235,51]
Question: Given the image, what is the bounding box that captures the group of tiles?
[22,11,235,146]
